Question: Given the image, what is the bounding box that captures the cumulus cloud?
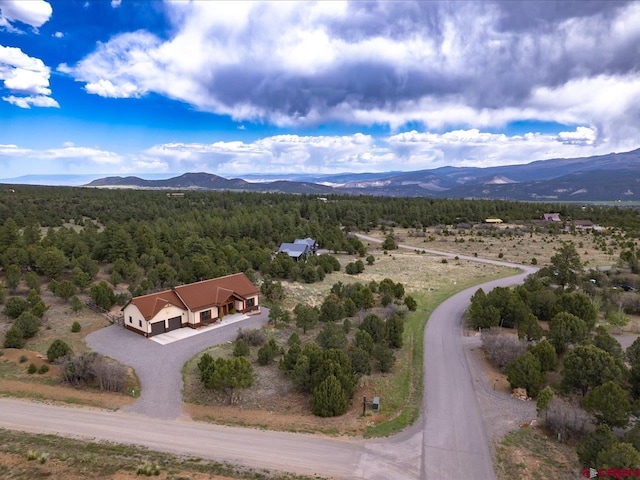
[0,0,52,30]
[0,143,122,163]
[53,1,640,167]
[57,2,639,140]
[0,45,58,107]
[134,126,617,176]
[111,0,122,8]
[140,133,388,175]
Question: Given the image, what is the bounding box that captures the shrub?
[371,343,395,373]
[288,332,301,346]
[597,443,640,469]
[316,322,347,350]
[481,329,528,372]
[19,354,28,363]
[136,463,160,476]
[577,425,617,467]
[529,339,557,372]
[92,357,127,392]
[27,363,37,374]
[3,297,29,319]
[232,340,250,357]
[311,375,348,417]
[404,295,418,311]
[236,328,266,347]
[15,312,41,339]
[89,281,116,311]
[38,364,49,374]
[257,338,280,366]
[506,352,544,397]
[545,397,592,441]
[4,327,26,349]
[71,321,82,333]
[47,339,72,363]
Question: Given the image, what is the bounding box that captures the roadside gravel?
[463,335,536,447]
[86,310,269,419]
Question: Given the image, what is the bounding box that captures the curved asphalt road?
[356,234,539,480]
[0,240,536,479]
[86,312,270,419]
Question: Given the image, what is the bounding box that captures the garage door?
[150,321,165,337]
[167,316,182,332]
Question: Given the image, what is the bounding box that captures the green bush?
[232,340,250,357]
[27,363,37,374]
[47,339,72,363]
[4,327,25,349]
[38,364,49,374]
[19,354,28,363]
[257,339,280,366]
[15,312,41,339]
[71,321,82,333]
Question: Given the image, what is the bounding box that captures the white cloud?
[111,0,122,8]
[84,79,142,98]
[53,31,63,38]
[0,143,122,164]
[2,94,58,108]
[136,127,619,175]
[0,45,58,107]
[0,0,52,30]
[57,2,640,136]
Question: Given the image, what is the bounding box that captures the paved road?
[0,241,535,479]
[86,311,270,419]
[355,233,538,479]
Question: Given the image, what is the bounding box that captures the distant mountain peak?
[77,147,640,201]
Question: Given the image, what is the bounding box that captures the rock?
[511,387,530,401]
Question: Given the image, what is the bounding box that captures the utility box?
[372,397,380,413]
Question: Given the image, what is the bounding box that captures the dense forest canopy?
[2,185,639,231]
[1,186,639,297]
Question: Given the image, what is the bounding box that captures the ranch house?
[122,273,259,337]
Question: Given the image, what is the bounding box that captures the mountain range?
[7,148,640,201]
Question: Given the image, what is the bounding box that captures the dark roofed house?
[122,273,259,337]
[278,242,311,261]
[294,237,318,253]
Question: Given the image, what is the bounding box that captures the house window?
[129,316,132,324]
[200,310,211,322]
[139,320,142,327]
[247,298,255,308]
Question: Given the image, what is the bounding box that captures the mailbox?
[372,396,380,413]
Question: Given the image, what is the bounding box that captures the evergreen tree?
[582,381,632,428]
[506,352,545,397]
[311,374,348,417]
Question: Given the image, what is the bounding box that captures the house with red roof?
[122,273,259,337]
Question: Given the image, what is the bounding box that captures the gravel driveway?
[86,309,269,419]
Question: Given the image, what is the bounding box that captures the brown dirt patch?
[185,380,382,436]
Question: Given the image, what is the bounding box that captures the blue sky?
[1,0,639,181]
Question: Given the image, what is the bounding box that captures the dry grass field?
[360,224,620,269]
